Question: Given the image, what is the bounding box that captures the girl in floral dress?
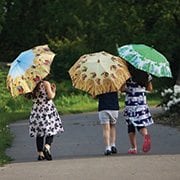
[28,80,64,160]
[121,64,154,154]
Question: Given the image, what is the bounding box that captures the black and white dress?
[29,82,64,137]
[124,78,154,127]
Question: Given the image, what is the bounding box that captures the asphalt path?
[1,107,180,180]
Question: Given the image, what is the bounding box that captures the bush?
[160,84,180,113]
[0,68,11,112]
[48,36,89,81]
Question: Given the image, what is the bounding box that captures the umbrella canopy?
[7,44,55,97]
[68,51,131,96]
[117,44,172,78]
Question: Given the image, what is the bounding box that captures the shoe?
[142,134,151,153]
[111,146,117,154]
[43,146,52,160]
[128,148,137,154]
[104,150,112,156]
[38,155,45,161]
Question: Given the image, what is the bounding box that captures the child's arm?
[120,83,127,92]
[43,81,56,99]
[146,75,153,92]
[146,81,153,92]
[91,94,97,99]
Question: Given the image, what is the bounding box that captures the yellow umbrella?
[69,51,131,96]
[7,45,55,97]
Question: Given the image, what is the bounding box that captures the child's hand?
[92,94,96,99]
[120,83,126,92]
[24,93,32,99]
[51,83,56,91]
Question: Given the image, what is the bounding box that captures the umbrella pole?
[115,43,119,54]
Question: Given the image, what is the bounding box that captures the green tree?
[0,0,6,33]
[131,0,180,86]
[0,0,47,61]
[0,0,179,85]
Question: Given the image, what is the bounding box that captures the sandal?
[142,134,151,153]
[38,155,45,161]
[43,146,52,160]
[111,146,117,154]
[128,148,137,154]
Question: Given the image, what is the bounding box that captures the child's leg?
[128,124,137,149]
[102,124,111,150]
[110,124,116,146]
[45,135,54,150]
[99,111,112,155]
[43,135,54,160]
[128,132,137,149]
[110,124,117,153]
[138,127,151,153]
[36,135,45,159]
[109,110,118,153]
[36,135,44,152]
[127,124,137,154]
[139,127,148,136]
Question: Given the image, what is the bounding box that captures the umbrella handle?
[115,43,119,54]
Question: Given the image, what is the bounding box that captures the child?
[26,79,64,160]
[121,64,154,154]
[97,92,119,155]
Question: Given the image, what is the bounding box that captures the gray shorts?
[98,110,119,125]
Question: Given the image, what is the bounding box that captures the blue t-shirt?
[98,92,119,111]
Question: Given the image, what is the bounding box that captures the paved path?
[1,108,180,180]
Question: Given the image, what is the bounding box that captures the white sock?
[111,143,116,147]
[105,146,111,151]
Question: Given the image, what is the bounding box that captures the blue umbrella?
[7,45,55,97]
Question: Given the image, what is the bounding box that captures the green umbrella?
[117,44,172,78]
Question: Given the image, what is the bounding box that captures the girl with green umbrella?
[118,44,172,153]
[121,64,153,154]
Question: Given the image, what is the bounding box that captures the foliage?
[0,112,28,166]
[55,94,97,114]
[160,84,180,113]
[0,0,6,33]
[49,37,88,81]
[0,68,12,112]
[0,0,179,88]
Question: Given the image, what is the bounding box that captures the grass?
[55,93,161,114]
[0,93,161,166]
[147,92,161,107]
[0,112,29,166]
[55,94,98,114]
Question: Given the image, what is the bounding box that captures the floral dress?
[124,78,154,127]
[29,82,64,137]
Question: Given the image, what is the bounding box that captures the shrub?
[0,68,11,112]
[48,36,89,81]
[160,84,180,113]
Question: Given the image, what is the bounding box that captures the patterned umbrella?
[7,45,55,97]
[117,44,172,78]
[68,51,131,96]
